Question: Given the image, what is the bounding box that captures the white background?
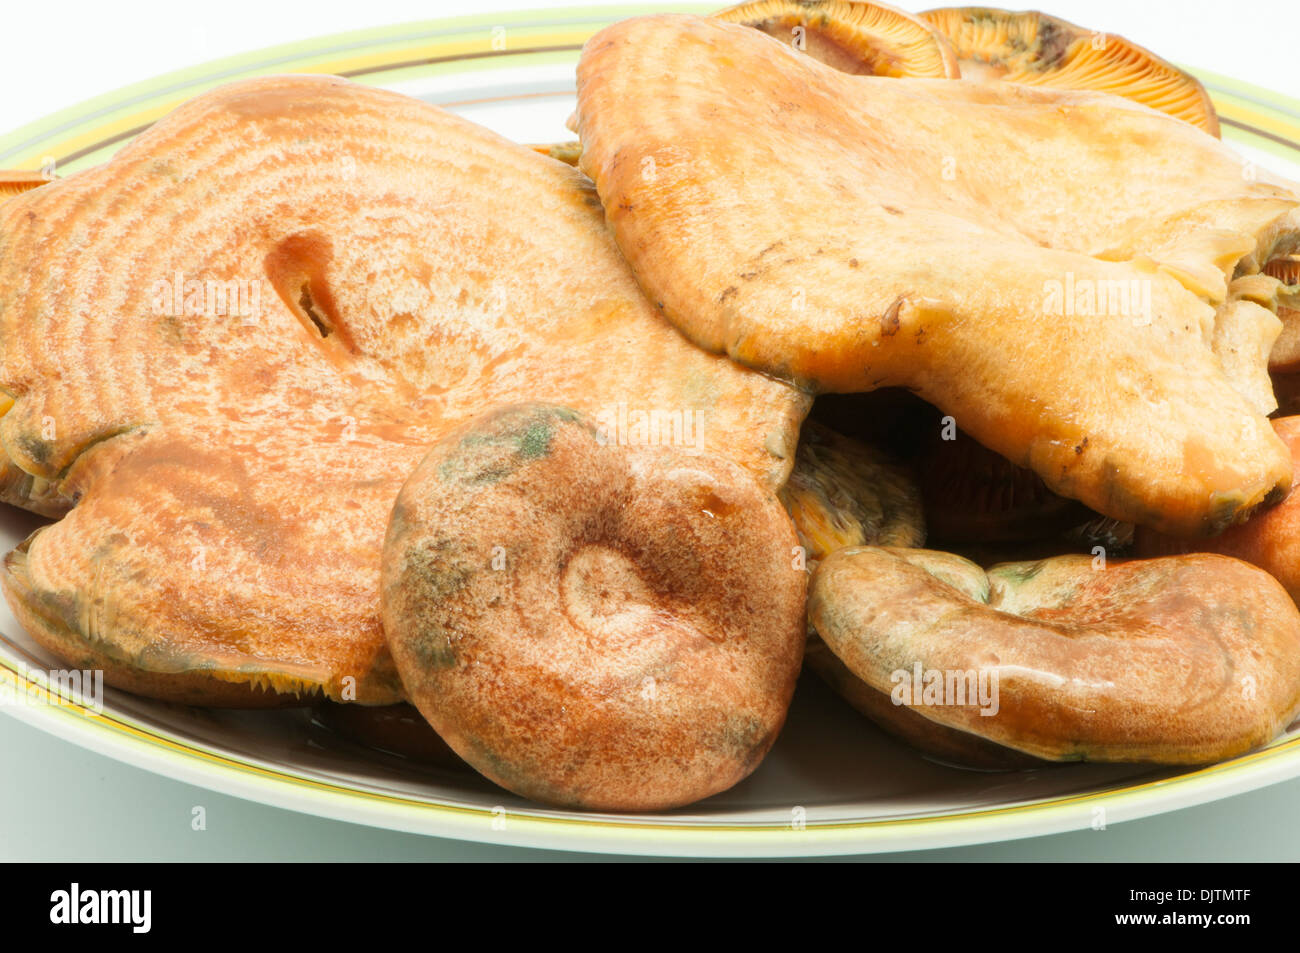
[2,0,1296,134]
[1,0,1298,861]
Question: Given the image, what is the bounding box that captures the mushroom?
[917,426,1088,544]
[0,75,809,707]
[809,546,1300,763]
[381,403,807,811]
[920,7,1219,135]
[573,14,1300,536]
[0,170,55,202]
[779,419,1005,766]
[804,635,1044,769]
[714,0,959,77]
[780,420,924,567]
[1265,255,1300,371]
[1136,416,1300,606]
[531,0,957,167]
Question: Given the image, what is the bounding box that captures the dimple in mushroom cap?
[381,403,808,811]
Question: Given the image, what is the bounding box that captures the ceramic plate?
[3,4,1300,857]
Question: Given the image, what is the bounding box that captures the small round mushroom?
[809,546,1300,764]
[921,7,1220,135]
[381,403,807,811]
[1137,416,1300,605]
[780,420,925,566]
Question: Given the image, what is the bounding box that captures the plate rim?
[3,4,1300,856]
[7,663,1300,856]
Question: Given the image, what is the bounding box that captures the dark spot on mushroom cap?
[517,420,555,459]
[437,405,580,484]
[16,433,52,466]
[880,299,903,336]
[989,559,1046,584]
[399,537,475,610]
[1033,18,1073,72]
[412,631,459,670]
[716,711,769,765]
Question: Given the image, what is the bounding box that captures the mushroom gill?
[0,170,55,202]
[921,7,1220,135]
[715,0,959,78]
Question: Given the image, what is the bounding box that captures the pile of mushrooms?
[3,3,1300,811]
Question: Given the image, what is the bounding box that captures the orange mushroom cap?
[810,546,1300,763]
[382,403,808,810]
[574,14,1300,537]
[0,75,808,707]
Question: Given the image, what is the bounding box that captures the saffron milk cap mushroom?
[530,0,958,165]
[1136,416,1300,605]
[921,7,1219,134]
[381,403,808,810]
[809,546,1300,763]
[573,14,1300,536]
[0,75,808,707]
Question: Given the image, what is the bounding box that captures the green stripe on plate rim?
[3,654,1300,851]
[1,5,1299,850]
[0,4,711,167]
[1,3,1297,170]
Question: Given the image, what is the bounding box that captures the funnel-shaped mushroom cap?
[0,75,808,705]
[715,0,958,77]
[574,14,1300,536]
[921,7,1219,135]
[382,403,807,810]
[810,546,1300,763]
